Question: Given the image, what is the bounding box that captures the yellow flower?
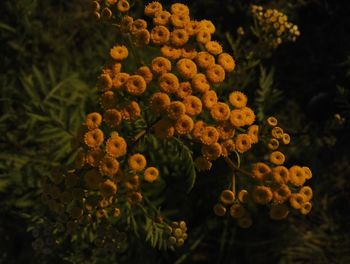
[150,92,171,113]
[85,149,103,168]
[131,19,147,34]
[213,203,226,217]
[242,107,255,126]
[273,184,291,203]
[171,3,190,15]
[99,156,120,177]
[302,166,312,180]
[137,66,153,84]
[269,151,285,165]
[128,153,147,172]
[247,124,259,143]
[101,8,112,19]
[104,109,122,127]
[158,73,179,93]
[289,193,305,209]
[132,29,150,47]
[176,82,192,99]
[217,121,235,140]
[150,25,170,45]
[144,167,159,183]
[170,13,190,28]
[153,10,171,26]
[84,129,104,149]
[161,45,182,60]
[191,73,210,93]
[218,53,236,72]
[144,1,163,17]
[153,118,174,139]
[252,185,273,205]
[85,112,102,130]
[201,142,222,160]
[181,44,198,59]
[299,186,313,201]
[195,51,215,69]
[196,29,211,44]
[183,95,202,116]
[229,91,247,108]
[268,138,279,150]
[120,15,133,33]
[289,165,306,186]
[125,75,146,96]
[282,133,290,144]
[210,102,231,121]
[230,204,247,219]
[201,90,218,109]
[105,135,127,158]
[269,204,289,220]
[252,162,271,181]
[300,202,312,215]
[170,29,189,47]
[271,126,284,139]
[110,45,129,61]
[112,72,129,90]
[267,116,278,126]
[175,114,194,135]
[219,189,235,205]
[200,126,219,145]
[167,101,186,120]
[97,73,113,91]
[100,179,117,197]
[205,41,223,55]
[206,64,225,84]
[235,134,252,153]
[151,57,172,75]
[199,19,216,34]
[272,166,289,184]
[229,109,245,127]
[194,156,212,171]
[238,189,249,203]
[177,58,197,79]
[117,0,130,13]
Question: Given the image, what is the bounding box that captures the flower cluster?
[251,5,300,48]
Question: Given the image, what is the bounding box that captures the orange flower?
[205,41,223,55]
[247,124,259,143]
[105,135,127,158]
[158,73,179,93]
[161,45,182,60]
[217,121,235,140]
[104,109,122,127]
[229,109,245,127]
[170,29,189,47]
[238,189,249,203]
[267,116,278,126]
[202,90,218,109]
[272,166,289,184]
[150,92,171,113]
[201,142,222,160]
[151,57,172,75]
[252,185,273,205]
[97,73,113,91]
[117,0,130,13]
[252,162,271,181]
[100,179,117,197]
[213,203,226,217]
[85,112,102,130]
[200,20,215,34]
[242,107,255,126]
[195,51,215,69]
[300,202,312,215]
[218,53,235,72]
[210,102,231,121]
[175,114,194,135]
[167,101,186,120]
[235,134,252,153]
[153,10,171,26]
[177,58,197,79]
[99,156,120,177]
[110,45,128,61]
[183,95,202,116]
[289,165,306,186]
[170,3,189,15]
[273,184,291,203]
[125,75,147,96]
[144,1,163,17]
[269,151,285,165]
[176,82,192,99]
[268,138,279,150]
[191,73,210,93]
[229,91,247,108]
[220,190,235,205]
[289,193,305,209]
[150,25,170,45]
[196,29,212,44]
[200,126,219,145]
[144,167,159,183]
[112,72,130,90]
[230,204,247,219]
[206,64,225,84]
[299,186,313,201]
[128,153,147,172]
[170,13,190,28]
[84,129,104,149]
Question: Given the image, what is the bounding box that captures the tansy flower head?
[104,109,122,127]
[242,107,255,126]
[151,56,172,75]
[110,45,129,61]
[176,82,192,99]
[195,51,215,69]
[183,95,202,116]
[267,116,278,126]
[210,102,231,121]
[200,126,219,145]
[151,26,170,45]
[300,202,312,215]
[271,126,284,139]
[85,112,102,130]
[218,53,236,72]
[229,91,247,108]
[253,185,273,205]
[238,189,249,203]
[97,73,113,91]
[217,121,235,140]
[158,73,179,93]
[175,114,194,135]
[192,73,210,93]
[202,90,218,109]
[153,10,171,26]
[112,72,130,90]
[150,92,171,112]
[100,179,117,197]
[125,75,147,96]
[131,19,147,34]
[170,13,190,28]
[230,204,247,219]
[105,135,127,158]
[205,41,223,55]
[177,58,197,79]
[272,166,289,185]
[170,29,189,47]
[181,44,197,59]
[128,153,147,172]
[269,151,285,165]
[84,129,104,149]
[171,3,190,15]
[144,167,159,183]
[99,156,120,177]
[289,165,306,186]
[137,66,153,84]
[126,101,141,120]
[167,101,186,120]
[235,134,252,153]
[302,166,312,180]
[144,1,163,17]
[201,142,222,160]
[289,193,305,209]
[206,64,225,84]
[282,133,290,144]
[220,190,235,205]
[213,203,226,217]
[273,184,291,203]
[117,0,130,13]
[192,120,206,139]
[247,124,259,143]
[299,186,313,201]
[252,162,271,181]
[200,20,216,34]
[268,138,279,150]
[161,45,182,60]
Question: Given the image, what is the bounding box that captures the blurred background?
[1,0,350,263]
